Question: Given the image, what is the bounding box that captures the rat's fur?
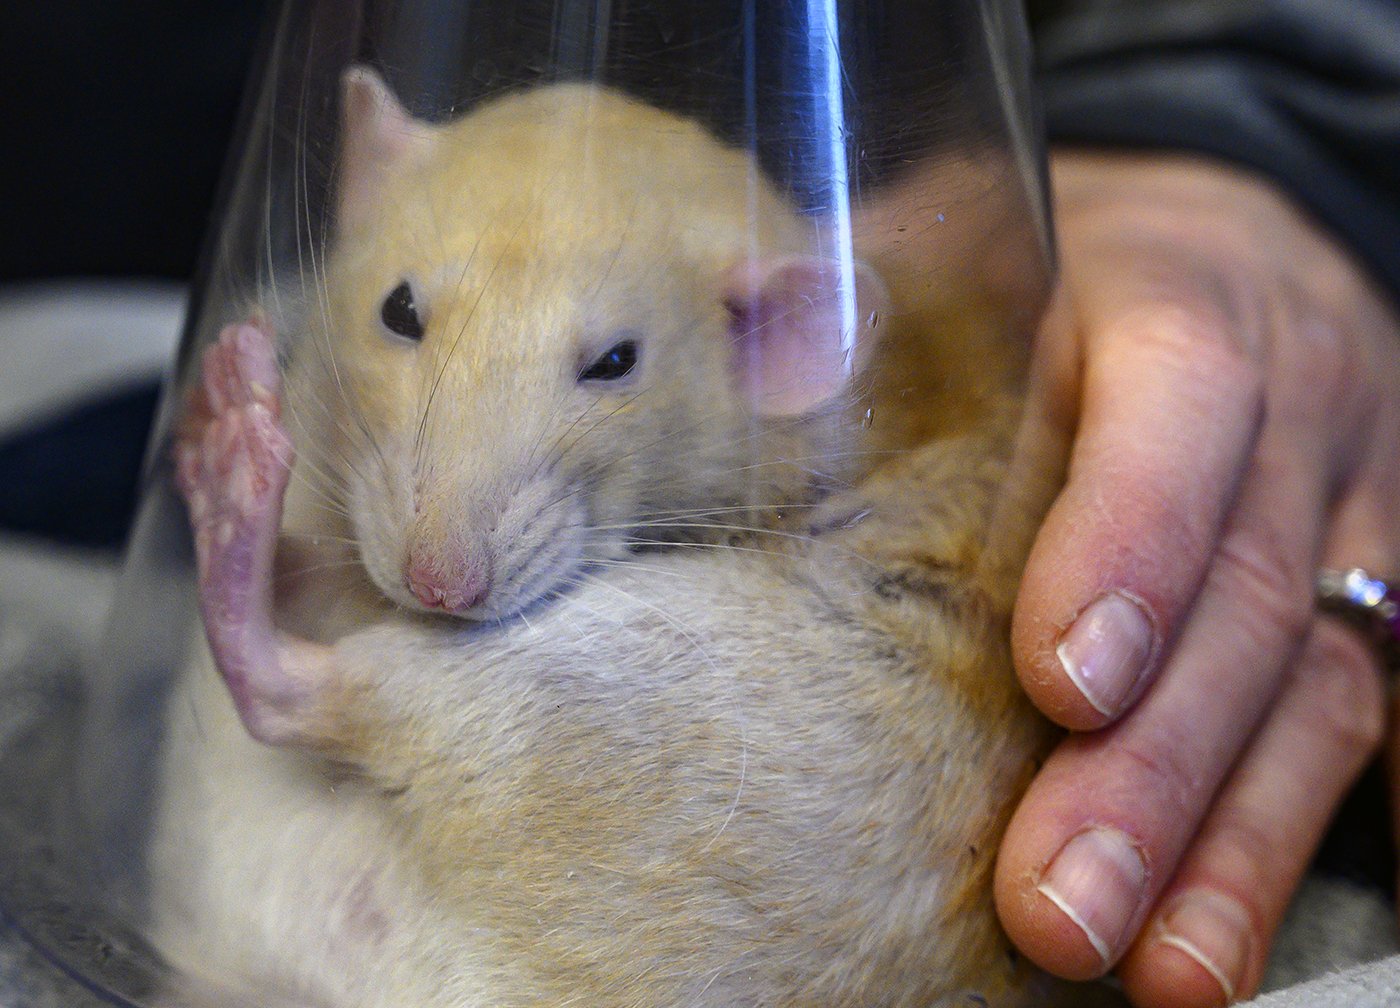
[152,424,1059,1008]
[148,75,1067,1007]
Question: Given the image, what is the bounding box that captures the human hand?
[994,150,1400,1006]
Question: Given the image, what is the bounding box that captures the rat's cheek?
[340,463,418,600]
[351,503,416,608]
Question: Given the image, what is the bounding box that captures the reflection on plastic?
[0,2,1067,1006]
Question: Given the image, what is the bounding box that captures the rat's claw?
[173,442,200,499]
[228,321,283,409]
[202,320,282,415]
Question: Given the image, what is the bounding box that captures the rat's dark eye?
[578,339,639,382]
[380,281,424,341]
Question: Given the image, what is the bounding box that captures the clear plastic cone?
[0,1,1059,1005]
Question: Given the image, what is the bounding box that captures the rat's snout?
[405,546,492,616]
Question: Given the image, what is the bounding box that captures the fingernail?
[1037,827,1146,968]
[1157,889,1252,1005]
[1057,592,1154,717]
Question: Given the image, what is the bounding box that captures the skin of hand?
[994,149,1400,1007]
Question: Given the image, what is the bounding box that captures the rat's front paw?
[173,323,344,749]
[174,324,295,697]
[175,322,292,584]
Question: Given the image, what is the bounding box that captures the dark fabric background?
[0,3,263,282]
[0,2,264,547]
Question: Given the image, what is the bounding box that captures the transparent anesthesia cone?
[0,2,1057,1005]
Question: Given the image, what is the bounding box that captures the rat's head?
[309,68,886,621]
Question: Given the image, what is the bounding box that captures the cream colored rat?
[149,69,1073,1007]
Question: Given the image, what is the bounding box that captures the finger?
[1116,619,1385,1008]
[996,438,1326,980]
[1014,300,1265,729]
[1322,476,1400,906]
[1390,696,1400,898]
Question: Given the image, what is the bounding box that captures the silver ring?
[1316,567,1400,673]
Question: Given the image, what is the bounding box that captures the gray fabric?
[0,281,182,439]
[1029,0,1400,299]
[1251,955,1400,1008]
[1263,876,1400,993]
[0,537,125,1008]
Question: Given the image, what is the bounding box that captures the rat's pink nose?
[406,559,489,615]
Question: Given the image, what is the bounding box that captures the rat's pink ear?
[337,65,434,230]
[724,255,888,417]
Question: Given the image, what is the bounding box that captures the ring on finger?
[1316,567,1400,675]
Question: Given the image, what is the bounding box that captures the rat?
[147,68,1088,1008]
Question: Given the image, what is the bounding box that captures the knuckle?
[1121,301,1264,390]
[1298,319,1355,399]
[1299,630,1386,758]
[1110,301,1268,437]
[1182,826,1278,986]
[1201,811,1281,908]
[1114,735,1202,827]
[1274,295,1360,418]
[1212,526,1313,651]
